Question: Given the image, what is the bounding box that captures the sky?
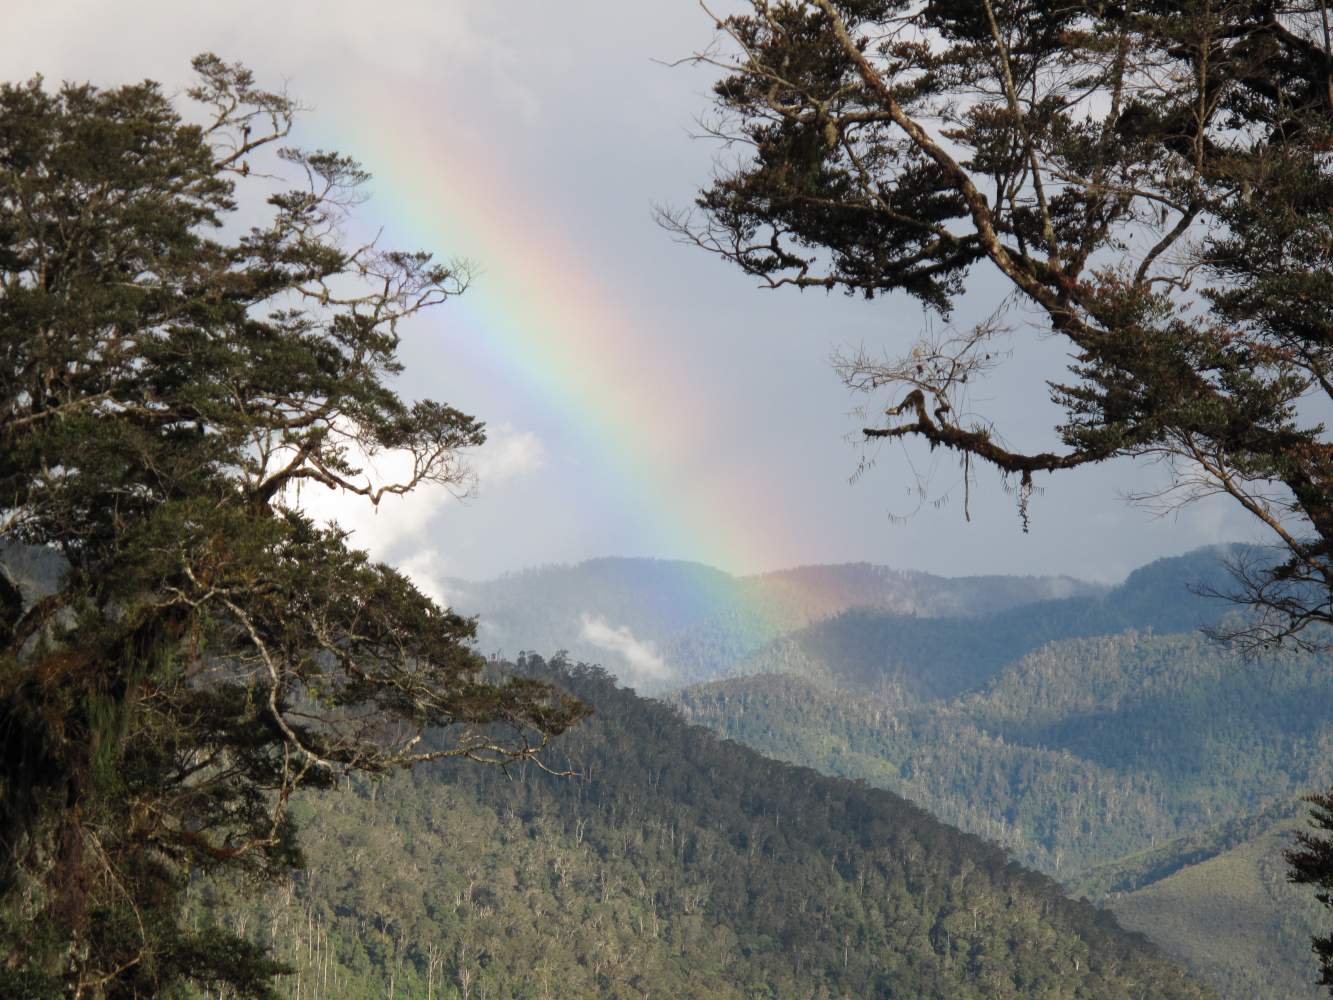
[4,1,1267,589]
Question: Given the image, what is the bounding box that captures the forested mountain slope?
[1070,799,1306,900]
[672,631,1333,874]
[446,558,1100,689]
[669,619,1333,1000]
[193,659,1214,999]
[1092,806,1327,1000]
[730,547,1247,701]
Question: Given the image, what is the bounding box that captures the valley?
[193,659,1216,999]
[446,545,1333,999]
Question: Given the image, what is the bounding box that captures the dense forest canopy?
[663,556,1333,998]
[190,656,1218,999]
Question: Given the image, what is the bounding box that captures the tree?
[667,0,1333,987]
[1290,790,1333,992]
[0,56,587,998]
[669,0,1333,645]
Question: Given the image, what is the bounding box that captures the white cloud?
[250,1,542,119]
[394,549,457,610]
[578,614,672,683]
[289,442,445,559]
[285,423,543,600]
[472,426,545,487]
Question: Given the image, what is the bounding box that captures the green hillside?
[1069,799,1306,899]
[672,631,1333,876]
[669,613,1333,1000]
[191,659,1215,999]
[1099,812,1326,1000]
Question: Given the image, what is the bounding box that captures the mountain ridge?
[443,553,1136,688]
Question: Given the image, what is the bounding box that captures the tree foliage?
[0,57,586,997]
[670,0,1333,649]
[1292,790,1333,993]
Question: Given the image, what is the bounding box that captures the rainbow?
[306,83,958,669]
[302,87,926,641]
[319,103,797,577]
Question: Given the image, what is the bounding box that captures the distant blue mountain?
[444,556,1103,687]
[731,544,1261,700]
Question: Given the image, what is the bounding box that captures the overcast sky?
[6,1,1266,587]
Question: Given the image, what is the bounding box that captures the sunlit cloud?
[472,426,545,489]
[578,614,672,683]
[287,423,544,601]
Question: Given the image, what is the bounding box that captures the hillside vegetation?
[673,630,1333,875]
[1102,812,1327,1000]
[662,548,1333,999]
[192,659,1215,999]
